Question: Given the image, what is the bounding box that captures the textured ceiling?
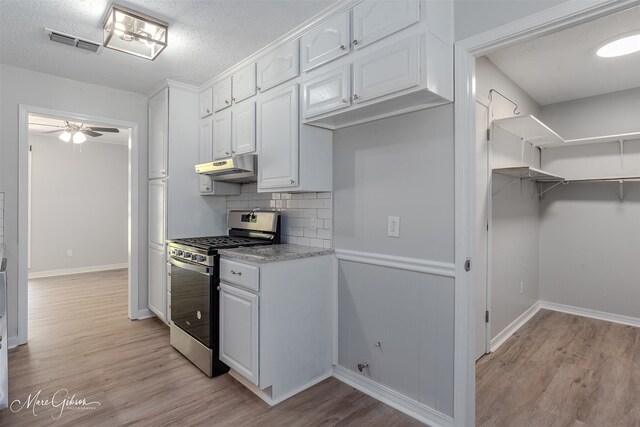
[0,0,337,94]
[29,116,129,145]
[487,5,640,105]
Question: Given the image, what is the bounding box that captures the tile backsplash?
[0,192,4,244]
[226,184,332,248]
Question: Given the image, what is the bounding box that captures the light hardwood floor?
[476,309,640,426]
[1,269,422,426]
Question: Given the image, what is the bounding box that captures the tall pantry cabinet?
[147,83,228,323]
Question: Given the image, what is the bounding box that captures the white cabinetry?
[220,284,259,385]
[213,108,232,159]
[301,11,350,71]
[148,178,166,248]
[149,88,168,178]
[257,40,300,93]
[198,116,241,195]
[352,0,420,49]
[219,255,333,405]
[199,88,213,118]
[148,245,167,321]
[232,100,256,156]
[302,64,351,118]
[213,76,232,112]
[232,63,257,103]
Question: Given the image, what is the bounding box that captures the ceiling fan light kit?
[72,132,87,144]
[59,131,72,143]
[103,3,168,60]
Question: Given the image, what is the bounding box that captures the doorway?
[17,106,141,345]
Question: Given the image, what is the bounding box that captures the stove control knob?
[192,254,198,261]
[176,250,184,256]
[197,255,207,262]
[184,252,192,258]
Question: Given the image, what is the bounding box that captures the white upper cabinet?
[199,88,213,118]
[149,88,168,179]
[213,76,232,112]
[301,12,350,71]
[352,0,420,49]
[302,64,351,118]
[257,82,299,190]
[232,63,256,104]
[213,108,232,160]
[232,100,256,156]
[353,33,420,104]
[256,40,300,93]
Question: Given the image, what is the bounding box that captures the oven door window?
[170,260,212,347]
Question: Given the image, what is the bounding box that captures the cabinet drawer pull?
[353,94,359,101]
[256,86,261,92]
[231,97,236,102]
[339,44,346,51]
[289,179,295,184]
[231,270,242,276]
[352,39,358,45]
[225,99,230,104]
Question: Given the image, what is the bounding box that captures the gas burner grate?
[171,235,272,250]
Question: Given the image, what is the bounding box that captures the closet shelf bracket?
[536,180,568,199]
[619,179,624,203]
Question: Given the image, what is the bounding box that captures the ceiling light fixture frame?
[102,3,168,61]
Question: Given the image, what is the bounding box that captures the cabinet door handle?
[353,94,359,101]
[256,86,261,92]
[231,97,236,103]
[231,270,242,276]
[225,151,230,155]
[289,179,295,184]
[225,99,230,104]
[341,98,347,103]
[206,108,210,114]
[352,39,359,45]
[339,45,346,51]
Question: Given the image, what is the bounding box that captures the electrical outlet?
[388,216,400,238]
[520,281,524,295]
[310,217,316,229]
[67,249,73,257]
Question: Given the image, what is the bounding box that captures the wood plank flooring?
[476,309,640,426]
[1,269,422,426]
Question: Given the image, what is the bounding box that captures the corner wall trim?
[28,263,128,279]
[490,301,542,353]
[334,249,456,278]
[540,301,640,329]
[333,365,454,427]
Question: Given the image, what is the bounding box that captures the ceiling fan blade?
[82,130,103,137]
[43,130,63,134]
[88,127,119,133]
[28,123,66,128]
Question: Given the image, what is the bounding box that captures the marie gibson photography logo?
[9,388,101,420]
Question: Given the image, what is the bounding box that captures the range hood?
[195,154,257,183]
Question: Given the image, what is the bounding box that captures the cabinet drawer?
[220,259,259,292]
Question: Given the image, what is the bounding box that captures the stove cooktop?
[169,235,273,251]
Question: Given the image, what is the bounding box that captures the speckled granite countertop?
[219,244,334,264]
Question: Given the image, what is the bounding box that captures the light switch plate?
[388,216,400,238]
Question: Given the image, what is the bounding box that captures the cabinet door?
[149,88,168,178]
[353,34,420,104]
[213,77,232,112]
[353,0,420,49]
[213,109,232,160]
[232,100,256,156]
[257,83,299,190]
[199,88,213,118]
[220,283,259,386]
[302,64,351,118]
[148,178,166,248]
[199,117,214,193]
[301,11,350,71]
[256,40,299,93]
[232,63,256,104]
[148,245,166,322]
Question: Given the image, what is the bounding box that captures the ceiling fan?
[34,121,120,144]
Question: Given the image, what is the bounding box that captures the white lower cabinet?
[220,283,259,385]
[219,255,333,405]
[148,245,166,321]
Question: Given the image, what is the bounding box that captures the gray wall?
[0,64,149,341]
[476,57,542,340]
[539,88,640,317]
[29,134,128,274]
[333,106,455,416]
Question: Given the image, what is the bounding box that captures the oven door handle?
[169,258,212,276]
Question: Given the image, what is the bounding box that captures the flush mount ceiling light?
[103,3,168,60]
[596,31,640,58]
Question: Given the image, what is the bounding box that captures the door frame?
[453,0,640,425]
[17,105,141,345]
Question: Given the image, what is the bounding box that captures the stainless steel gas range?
[167,210,280,377]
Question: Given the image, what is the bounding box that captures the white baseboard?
[28,263,128,279]
[8,336,21,349]
[228,369,333,406]
[333,365,454,427]
[540,300,640,328]
[490,301,542,353]
[134,309,155,320]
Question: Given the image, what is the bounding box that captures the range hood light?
[597,32,640,58]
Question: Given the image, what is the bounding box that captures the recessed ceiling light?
[597,32,640,58]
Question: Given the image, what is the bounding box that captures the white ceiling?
[0,0,336,94]
[487,5,640,106]
[29,116,129,145]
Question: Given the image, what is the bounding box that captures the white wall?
[476,57,542,340]
[333,107,455,417]
[0,64,149,341]
[29,134,128,274]
[539,88,640,317]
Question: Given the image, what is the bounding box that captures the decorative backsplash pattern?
[226,184,332,248]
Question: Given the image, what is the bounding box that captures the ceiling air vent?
[45,28,103,54]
